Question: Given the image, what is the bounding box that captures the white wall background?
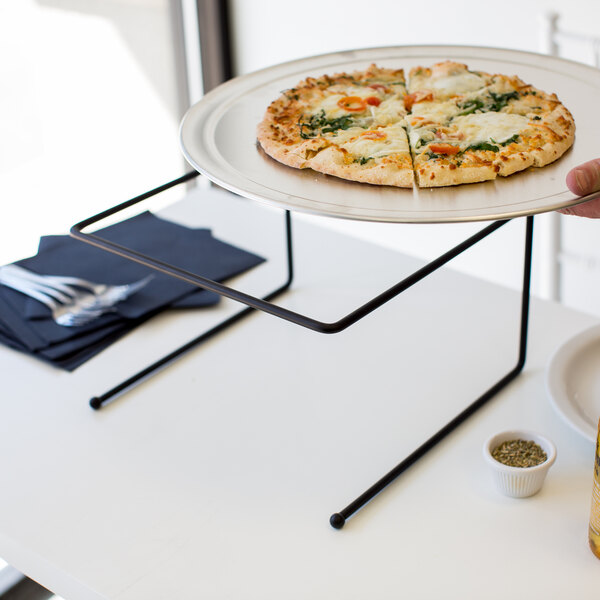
[0,0,185,265]
[228,0,600,74]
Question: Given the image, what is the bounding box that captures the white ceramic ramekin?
[483,430,557,498]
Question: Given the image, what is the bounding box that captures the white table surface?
[0,186,599,599]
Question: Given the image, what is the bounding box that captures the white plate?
[180,45,600,224]
[546,325,600,443]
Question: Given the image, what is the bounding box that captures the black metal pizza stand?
[70,169,533,529]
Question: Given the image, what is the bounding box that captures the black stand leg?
[329,215,533,529]
[89,209,294,409]
[72,175,533,528]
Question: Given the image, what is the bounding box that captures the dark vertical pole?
[169,0,192,121]
[197,0,233,93]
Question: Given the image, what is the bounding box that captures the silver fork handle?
[0,265,153,306]
[0,272,110,327]
[0,266,103,309]
[5,265,106,294]
[0,273,58,309]
[0,265,81,302]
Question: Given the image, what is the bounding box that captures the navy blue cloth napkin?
[0,211,265,370]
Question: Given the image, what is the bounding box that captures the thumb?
[566,158,600,196]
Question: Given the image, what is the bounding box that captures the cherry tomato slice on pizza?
[403,91,434,111]
[428,143,461,155]
[368,83,389,92]
[365,96,382,106]
[435,129,465,141]
[337,96,367,112]
[360,130,387,140]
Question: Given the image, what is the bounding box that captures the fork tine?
[55,307,107,327]
[75,274,154,310]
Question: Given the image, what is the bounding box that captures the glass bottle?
[589,418,600,559]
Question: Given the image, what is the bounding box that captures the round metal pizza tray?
[180,45,600,224]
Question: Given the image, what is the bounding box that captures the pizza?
[256,61,575,188]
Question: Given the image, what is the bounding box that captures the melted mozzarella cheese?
[452,112,529,145]
[407,127,434,148]
[333,124,409,158]
[372,96,406,125]
[317,94,348,119]
[315,88,405,122]
[409,99,459,124]
[430,72,485,95]
[317,88,375,114]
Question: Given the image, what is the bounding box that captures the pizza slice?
[257,64,414,187]
[406,61,491,105]
[405,62,575,187]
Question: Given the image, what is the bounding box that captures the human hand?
[561,158,600,217]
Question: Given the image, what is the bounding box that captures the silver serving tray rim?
[180,45,600,224]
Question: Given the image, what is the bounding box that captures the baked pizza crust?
[308,146,414,187]
[414,160,496,187]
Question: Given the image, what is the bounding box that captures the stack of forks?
[0,264,153,327]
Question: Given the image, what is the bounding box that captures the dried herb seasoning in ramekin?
[492,439,548,468]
